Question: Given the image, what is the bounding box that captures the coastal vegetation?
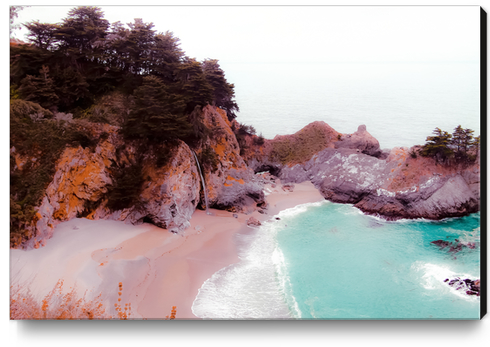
[419,126,479,165]
[10,6,239,247]
[10,279,177,320]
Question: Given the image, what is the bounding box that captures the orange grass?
[10,280,177,320]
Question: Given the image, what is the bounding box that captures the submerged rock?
[445,277,480,296]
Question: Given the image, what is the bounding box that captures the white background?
[3,1,489,346]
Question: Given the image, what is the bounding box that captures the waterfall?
[192,151,211,215]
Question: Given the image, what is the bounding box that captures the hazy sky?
[11,5,480,64]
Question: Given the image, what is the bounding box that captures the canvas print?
[9,5,482,320]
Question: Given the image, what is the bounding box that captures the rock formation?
[242,124,480,221]
[334,124,384,157]
[196,106,265,213]
[14,116,480,249]
[20,106,267,249]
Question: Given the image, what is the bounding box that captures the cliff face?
[241,122,479,221]
[258,131,479,221]
[20,106,265,249]
[241,120,340,175]
[196,106,265,213]
[353,147,480,220]
[27,127,201,248]
[15,116,480,248]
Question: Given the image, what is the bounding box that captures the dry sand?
[10,180,324,319]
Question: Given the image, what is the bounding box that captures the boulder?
[335,125,381,157]
[246,217,262,227]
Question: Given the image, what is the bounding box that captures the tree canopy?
[420,126,479,164]
[11,6,238,118]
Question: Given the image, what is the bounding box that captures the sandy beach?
[10,180,324,319]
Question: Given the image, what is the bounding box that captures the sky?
[11,5,480,64]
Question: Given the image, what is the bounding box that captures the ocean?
[192,202,481,319]
[224,61,480,149]
[191,61,481,320]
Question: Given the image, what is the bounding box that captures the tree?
[123,75,191,142]
[202,59,239,120]
[151,31,184,82]
[451,125,474,161]
[24,21,59,50]
[175,57,214,114]
[10,6,26,37]
[121,18,157,75]
[55,6,109,64]
[18,65,59,109]
[420,127,453,164]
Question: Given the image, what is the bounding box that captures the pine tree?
[202,59,239,120]
[123,76,190,142]
[18,65,59,109]
[420,127,453,164]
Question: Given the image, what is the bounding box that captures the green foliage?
[199,147,219,172]
[254,133,265,146]
[409,148,418,159]
[175,58,214,114]
[10,99,53,120]
[186,105,212,147]
[55,6,109,58]
[269,126,328,165]
[10,100,102,247]
[123,76,191,142]
[18,65,59,109]
[24,21,58,50]
[105,160,144,212]
[81,91,132,126]
[202,59,239,120]
[420,128,453,164]
[420,126,479,165]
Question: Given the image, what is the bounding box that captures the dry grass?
[10,280,177,320]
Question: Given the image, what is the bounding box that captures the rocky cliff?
[18,106,265,249]
[242,124,479,221]
[13,115,480,249]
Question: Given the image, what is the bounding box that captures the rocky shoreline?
[12,106,480,249]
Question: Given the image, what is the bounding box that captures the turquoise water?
[192,201,480,320]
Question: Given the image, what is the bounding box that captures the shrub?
[105,160,144,212]
[254,133,265,146]
[199,147,219,172]
[10,100,102,247]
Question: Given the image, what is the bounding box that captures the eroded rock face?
[335,124,381,157]
[25,131,201,248]
[261,141,480,220]
[197,106,264,213]
[353,147,480,220]
[92,140,201,233]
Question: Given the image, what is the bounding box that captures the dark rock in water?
[446,277,480,296]
[431,239,476,254]
[275,217,281,220]
[444,278,449,283]
[431,240,451,248]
